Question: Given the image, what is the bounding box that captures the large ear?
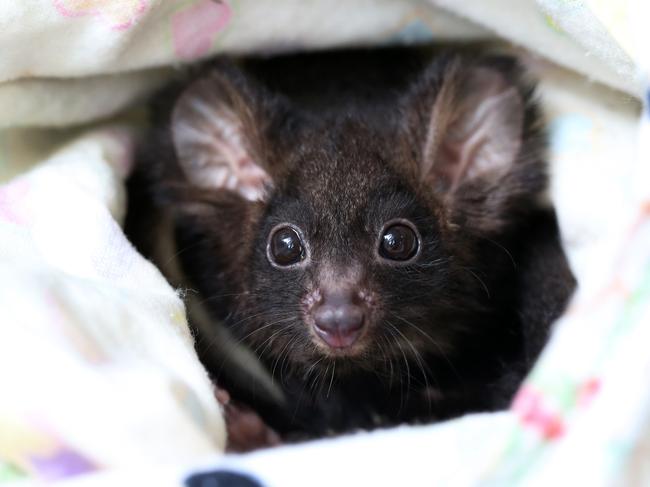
[171,64,276,202]
[403,56,545,232]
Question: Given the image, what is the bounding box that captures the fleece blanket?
[0,1,648,485]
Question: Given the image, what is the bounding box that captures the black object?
[185,470,264,487]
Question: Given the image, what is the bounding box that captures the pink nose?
[313,291,365,348]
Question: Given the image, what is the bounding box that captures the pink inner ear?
[435,69,524,191]
[207,132,271,201]
[172,79,272,202]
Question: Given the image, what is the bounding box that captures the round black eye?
[269,226,305,266]
[379,223,419,261]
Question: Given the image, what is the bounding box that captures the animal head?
[163,53,544,377]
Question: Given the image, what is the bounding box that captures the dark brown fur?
[125,47,576,439]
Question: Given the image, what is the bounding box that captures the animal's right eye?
[268,226,305,267]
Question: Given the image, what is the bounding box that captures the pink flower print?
[577,377,602,408]
[0,179,31,226]
[172,0,232,61]
[513,386,566,441]
[53,0,149,31]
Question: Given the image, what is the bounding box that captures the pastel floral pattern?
[53,0,149,31]
[172,0,232,60]
[0,179,31,226]
[513,386,566,441]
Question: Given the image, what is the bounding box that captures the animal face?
[244,147,453,367]
[163,51,544,379]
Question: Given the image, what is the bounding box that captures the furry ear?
[404,56,545,233]
[171,64,275,201]
[423,63,524,191]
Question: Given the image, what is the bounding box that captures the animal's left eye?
[379,222,419,262]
